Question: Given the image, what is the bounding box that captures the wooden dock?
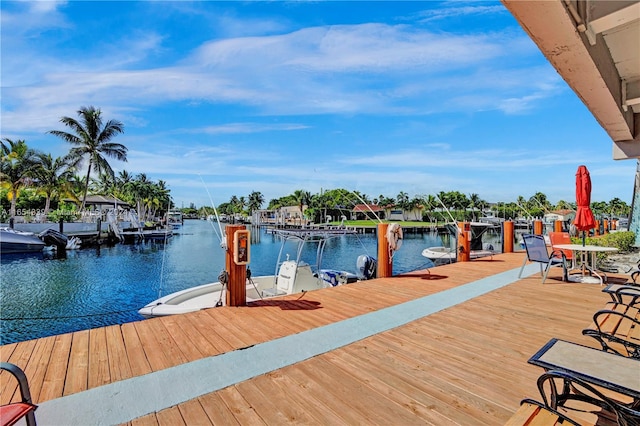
[0,252,627,424]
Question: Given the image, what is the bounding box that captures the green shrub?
[576,231,636,252]
[572,231,636,269]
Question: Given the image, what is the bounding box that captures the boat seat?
[261,287,287,298]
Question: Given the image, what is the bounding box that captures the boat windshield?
[271,227,358,274]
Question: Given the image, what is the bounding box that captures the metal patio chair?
[518,234,568,283]
[0,362,37,426]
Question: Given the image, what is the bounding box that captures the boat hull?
[0,228,46,253]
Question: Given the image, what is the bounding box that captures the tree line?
[1,105,631,225]
[195,188,631,225]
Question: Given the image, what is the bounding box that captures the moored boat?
[138,227,373,318]
[421,246,456,264]
[0,227,46,253]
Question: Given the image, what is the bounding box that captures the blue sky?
[1,1,636,209]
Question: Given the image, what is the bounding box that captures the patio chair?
[518,234,569,283]
[536,370,640,426]
[548,231,578,272]
[582,304,640,358]
[0,362,37,426]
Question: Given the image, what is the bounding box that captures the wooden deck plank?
[260,369,351,425]
[216,385,267,425]
[197,309,258,350]
[129,412,159,426]
[237,373,319,424]
[197,391,241,425]
[88,326,110,389]
[105,325,132,383]
[133,319,184,372]
[0,340,35,405]
[121,322,152,378]
[176,398,213,425]
[63,329,89,396]
[160,315,209,361]
[155,405,186,426]
[180,312,235,354]
[322,344,459,425]
[38,333,72,401]
[24,335,56,403]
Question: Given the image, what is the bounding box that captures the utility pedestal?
[226,225,247,307]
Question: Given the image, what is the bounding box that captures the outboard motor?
[357,254,376,280]
[38,229,69,250]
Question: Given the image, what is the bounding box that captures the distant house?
[65,195,131,211]
[544,209,576,224]
[384,205,423,221]
[351,204,385,221]
[253,206,307,225]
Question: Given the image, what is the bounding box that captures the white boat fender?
[386,223,403,251]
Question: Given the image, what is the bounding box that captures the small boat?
[421,246,456,264]
[138,227,373,318]
[0,227,46,253]
[167,209,184,229]
[422,222,497,264]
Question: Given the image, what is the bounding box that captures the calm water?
[0,220,498,345]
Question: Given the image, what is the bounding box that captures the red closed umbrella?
[574,165,596,245]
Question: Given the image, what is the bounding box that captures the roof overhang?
[502,0,640,159]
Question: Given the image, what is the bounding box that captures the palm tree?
[48,106,126,209]
[247,191,264,214]
[32,153,77,215]
[0,139,39,217]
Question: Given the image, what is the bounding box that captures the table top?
[553,243,618,253]
[529,338,640,399]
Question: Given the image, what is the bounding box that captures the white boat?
[421,246,456,264]
[138,227,373,318]
[421,245,496,264]
[167,209,183,229]
[422,222,497,264]
[0,227,46,253]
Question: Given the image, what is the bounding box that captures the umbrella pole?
[581,230,586,276]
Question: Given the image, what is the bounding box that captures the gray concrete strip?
[37,263,541,425]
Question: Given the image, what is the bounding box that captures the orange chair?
[548,232,578,271]
[0,363,37,426]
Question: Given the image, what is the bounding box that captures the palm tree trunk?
[81,163,92,210]
[44,196,51,216]
[10,191,17,218]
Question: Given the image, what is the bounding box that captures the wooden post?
[554,220,563,232]
[225,224,247,307]
[503,221,514,253]
[457,222,470,262]
[377,223,392,278]
[533,220,543,235]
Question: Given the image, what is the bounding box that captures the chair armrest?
[0,362,34,405]
[614,286,640,306]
